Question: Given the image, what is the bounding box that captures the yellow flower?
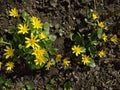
[82,55,90,65]
[0,62,2,69]
[98,21,104,28]
[9,8,18,17]
[25,33,39,48]
[18,23,29,34]
[63,57,70,67]
[110,35,118,44]
[4,46,15,59]
[30,16,43,29]
[56,54,62,63]
[101,33,107,42]
[92,13,98,20]
[72,45,85,56]
[34,56,46,65]
[32,46,46,58]
[98,49,106,58]
[97,21,107,30]
[5,62,15,71]
[45,60,53,70]
[40,33,46,39]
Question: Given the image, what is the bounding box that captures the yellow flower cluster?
[98,49,106,58]
[72,45,85,56]
[0,61,15,71]
[92,13,107,30]
[110,35,118,44]
[55,54,62,63]
[25,33,39,48]
[92,13,98,20]
[30,16,43,29]
[32,46,46,65]
[45,60,53,70]
[5,62,15,71]
[101,33,107,42]
[18,23,29,34]
[82,55,91,65]
[9,8,18,17]
[40,33,46,39]
[4,46,15,59]
[63,57,70,67]
[55,54,71,68]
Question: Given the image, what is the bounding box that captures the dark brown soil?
[0,0,120,90]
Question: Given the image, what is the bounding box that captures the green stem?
[3,42,11,45]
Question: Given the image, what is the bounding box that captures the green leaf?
[26,82,35,90]
[64,82,70,90]
[5,79,12,87]
[43,22,50,35]
[97,28,103,39]
[48,35,56,41]
[58,87,63,90]
[44,40,52,48]
[0,76,5,85]
[72,33,84,46]
[91,40,98,45]
[7,28,18,34]
[2,86,7,90]
[48,48,57,55]
[88,46,97,57]
[46,84,52,90]
[87,59,96,67]
[21,11,30,22]
[90,31,97,41]
[21,87,26,90]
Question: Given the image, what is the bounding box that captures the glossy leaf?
[97,28,103,39]
[26,82,35,90]
[87,59,96,67]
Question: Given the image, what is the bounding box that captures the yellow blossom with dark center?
[45,60,53,70]
[63,57,70,67]
[4,46,15,59]
[34,56,46,65]
[40,33,46,39]
[25,33,39,48]
[92,13,98,20]
[72,45,85,56]
[98,50,106,58]
[9,8,18,17]
[30,16,43,29]
[101,33,107,42]
[110,35,118,44]
[18,23,29,34]
[56,54,62,63]
[5,62,14,71]
[82,55,91,65]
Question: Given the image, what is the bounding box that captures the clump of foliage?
[0,8,57,71]
[70,9,118,67]
[0,76,13,90]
